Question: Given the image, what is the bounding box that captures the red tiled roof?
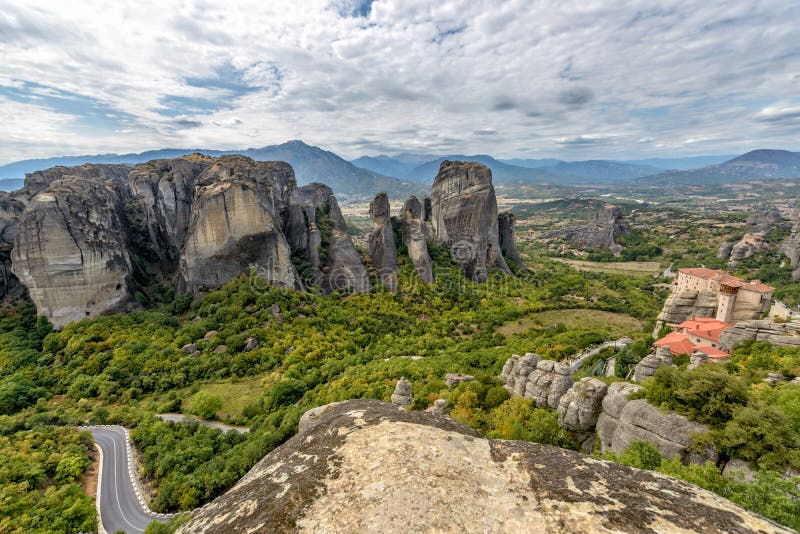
[677,268,774,294]
[653,332,696,355]
[695,345,730,359]
[675,317,732,342]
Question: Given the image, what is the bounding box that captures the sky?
[1,0,799,164]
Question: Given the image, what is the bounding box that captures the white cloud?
[0,0,798,163]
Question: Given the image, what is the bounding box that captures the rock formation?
[429,161,510,281]
[366,193,398,290]
[597,382,718,465]
[717,319,800,351]
[177,399,788,534]
[178,157,301,292]
[498,212,527,270]
[557,377,608,452]
[633,346,674,383]
[12,172,136,327]
[779,202,800,280]
[653,290,719,336]
[501,354,572,409]
[9,155,369,326]
[400,196,434,284]
[391,377,413,406]
[540,205,631,255]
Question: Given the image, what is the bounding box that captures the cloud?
[0,0,798,163]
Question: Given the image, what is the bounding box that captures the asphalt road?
[155,413,250,433]
[84,426,166,534]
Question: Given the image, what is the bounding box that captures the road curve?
[82,426,168,534]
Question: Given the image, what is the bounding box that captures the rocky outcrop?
[179,157,301,292]
[430,161,510,282]
[653,290,718,336]
[400,196,433,284]
[540,205,631,255]
[501,353,572,409]
[391,377,413,406]
[10,155,369,325]
[177,399,788,534]
[366,193,398,290]
[557,377,607,451]
[717,320,800,351]
[498,212,527,270]
[779,202,800,280]
[633,346,674,383]
[294,183,370,294]
[596,383,717,465]
[127,155,211,268]
[11,174,136,327]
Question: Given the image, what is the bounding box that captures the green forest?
[0,247,799,532]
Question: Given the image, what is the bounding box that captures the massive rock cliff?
[430,161,510,282]
[779,202,800,280]
[178,157,302,292]
[366,193,398,290]
[540,205,631,255]
[10,155,369,326]
[498,212,527,270]
[11,173,136,327]
[177,399,787,534]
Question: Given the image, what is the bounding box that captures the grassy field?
[553,258,662,276]
[495,308,644,337]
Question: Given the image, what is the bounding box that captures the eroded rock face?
[597,383,717,465]
[177,399,787,534]
[179,157,301,292]
[128,155,211,268]
[718,320,800,351]
[501,354,573,409]
[367,193,398,291]
[557,377,608,434]
[633,346,674,383]
[498,212,527,270]
[12,175,135,327]
[401,196,433,284]
[540,205,631,255]
[430,161,510,282]
[779,202,800,280]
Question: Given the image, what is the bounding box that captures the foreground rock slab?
[177,399,788,534]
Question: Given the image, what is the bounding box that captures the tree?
[185,391,222,419]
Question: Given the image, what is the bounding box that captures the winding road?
[83,426,168,534]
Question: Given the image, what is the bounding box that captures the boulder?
[524,359,573,409]
[426,398,449,416]
[633,346,673,383]
[366,193,398,291]
[429,161,510,282]
[557,377,608,433]
[177,399,789,534]
[445,373,475,387]
[597,383,717,465]
[400,196,433,284]
[391,377,413,406]
[11,173,136,327]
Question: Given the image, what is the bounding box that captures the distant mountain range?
[0,141,420,198]
[635,149,800,185]
[3,144,799,196]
